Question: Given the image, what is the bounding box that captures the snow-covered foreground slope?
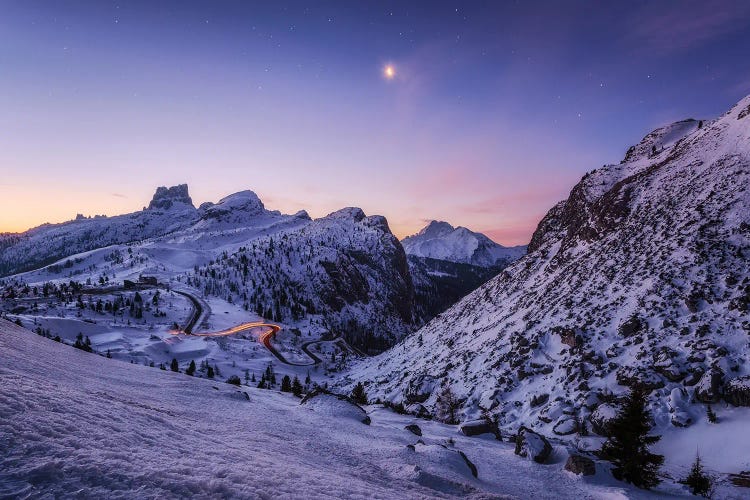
[339,96,750,485]
[402,221,526,268]
[0,319,664,499]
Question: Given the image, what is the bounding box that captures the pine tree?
[292,376,303,397]
[706,405,717,424]
[170,358,179,372]
[683,452,713,498]
[207,365,215,378]
[435,385,460,425]
[351,382,368,405]
[281,375,292,392]
[600,389,664,489]
[186,360,196,376]
[305,371,311,385]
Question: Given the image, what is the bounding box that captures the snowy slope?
[340,96,750,479]
[402,221,526,268]
[0,319,669,499]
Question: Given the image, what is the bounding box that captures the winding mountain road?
[172,289,320,366]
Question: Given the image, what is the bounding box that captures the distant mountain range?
[402,221,525,323]
[402,220,525,268]
[0,184,523,353]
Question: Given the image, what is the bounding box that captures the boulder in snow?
[459,419,498,438]
[514,427,552,464]
[405,424,422,436]
[300,389,370,425]
[552,416,579,436]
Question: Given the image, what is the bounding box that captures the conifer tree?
[281,375,292,392]
[435,385,460,425]
[683,452,713,498]
[600,389,664,489]
[292,376,303,397]
[207,365,215,378]
[170,358,179,372]
[351,382,368,405]
[186,360,196,376]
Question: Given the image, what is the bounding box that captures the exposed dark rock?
[694,367,724,404]
[405,424,422,436]
[148,184,193,210]
[530,393,549,407]
[564,454,595,476]
[724,376,750,406]
[459,419,498,438]
[615,367,664,391]
[618,315,644,337]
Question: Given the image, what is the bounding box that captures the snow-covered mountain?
[402,220,526,268]
[0,185,200,276]
[184,207,416,352]
[341,96,750,453]
[1,186,422,352]
[403,221,527,323]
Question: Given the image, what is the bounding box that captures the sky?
[2,1,750,244]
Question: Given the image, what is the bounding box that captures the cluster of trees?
[280,374,304,396]
[170,358,223,379]
[73,332,94,353]
[183,235,343,326]
[73,290,165,321]
[2,279,84,301]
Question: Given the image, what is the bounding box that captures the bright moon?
[384,65,395,79]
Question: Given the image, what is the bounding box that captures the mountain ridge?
[340,95,750,443]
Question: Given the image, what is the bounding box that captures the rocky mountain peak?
[402,220,525,268]
[147,184,194,211]
[323,207,367,222]
[417,220,454,238]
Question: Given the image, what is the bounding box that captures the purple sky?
[2,1,750,244]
